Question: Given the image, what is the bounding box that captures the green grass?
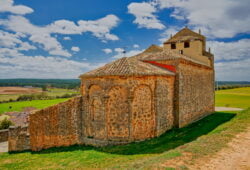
[215,87,250,108]
[45,88,78,97]
[0,87,249,169]
[0,98,70,114]
[0,108,249,169]
[0,94,20,102]
[0,87,78,102]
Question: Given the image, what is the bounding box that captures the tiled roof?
[164,27,205,44]
[80,57,175,78]
[132,49,210,67]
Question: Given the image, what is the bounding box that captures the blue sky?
[0,0,250,80]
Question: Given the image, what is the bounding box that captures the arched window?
[107,86,129,139]
[132,85,155,140]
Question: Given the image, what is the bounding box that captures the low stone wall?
[8,126,30,152]
[0,129,9,142]
[29,96,83,151]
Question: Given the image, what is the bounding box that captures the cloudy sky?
[0,0,249,80]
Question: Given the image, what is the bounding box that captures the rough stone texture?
[107,86,129,140]
[81,75,175,145]
[132,85,155,140]
[29,96,83,151]
[85,85,105,139]
[155,78,175,136]
[0,129,8,142]
[178,61,214,127]
[8,126,30,152]
[155,58,214,127]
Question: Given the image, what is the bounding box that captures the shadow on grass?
[12,112,236,155]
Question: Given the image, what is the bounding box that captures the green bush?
[16,93,53,101]
[0,118,14,130]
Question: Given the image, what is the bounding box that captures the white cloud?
[71,46,80,52]
[159,26,180,42]
[215,59,250,81]
[128,2,165,30]
[63,36,71,40]
[102,48,112,54]
[0,15,72,57]
[0,0,33,15]
[0,30,36,51]
[18,42,36,51]
[156,0,250,38]
[0,47,22,57]
[133,44,139,48]
[114,48,125,53]
[0,30,23,48]
[0,14,120,57]
[207,39,250,81]
[208,39,250,62]
[77,14,120,41]
[0,54,105,79]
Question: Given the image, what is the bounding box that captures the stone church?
[8,28,215,151]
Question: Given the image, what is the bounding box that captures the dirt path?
[191,128,250,170]
[161,128,250,170]
[0,142,8,153]
[215,107,243,111]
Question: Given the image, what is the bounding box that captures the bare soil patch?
[161,128,250,170]
[0,87,41,95]
[215,107,244,111]
[192,128,250,170]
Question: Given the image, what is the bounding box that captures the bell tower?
[163,27,212,66]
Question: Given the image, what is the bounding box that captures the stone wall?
[14,75,175,151]
[178,61,214,127]
[155,77,175,136]
[107,86,129,140]
[29,96,83,151]
[81,75,175,145]
[8,126,30,152]
[0,129,8,142]
[157,59,214,128]
[132,85,154,140]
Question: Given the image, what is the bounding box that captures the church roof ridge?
[79,57,175,78]
[131,48,210,67]
[164,27,205,44]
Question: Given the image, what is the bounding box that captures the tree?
[0,118,14,130]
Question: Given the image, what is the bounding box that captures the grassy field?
[0,87,249,169]
[0,98,70,114]
[45,88,78,97]
[0,87,78,102]
[215,87,250,108]
[0,94,20,102]
[0,109,249,169]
